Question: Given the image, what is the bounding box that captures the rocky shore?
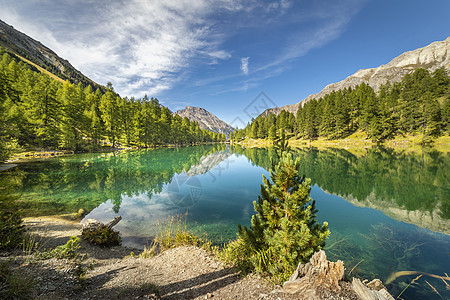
[0,217,393,299]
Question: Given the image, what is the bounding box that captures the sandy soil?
[0,217,361,299]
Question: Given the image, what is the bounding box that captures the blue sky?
[0,0,449,126]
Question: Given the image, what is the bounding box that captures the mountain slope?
[263,37,450,116]
[174,106,234,136]
[0,19,99,88]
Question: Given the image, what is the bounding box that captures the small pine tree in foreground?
[234,132,330,282]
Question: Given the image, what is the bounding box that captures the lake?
[7,144,450,299]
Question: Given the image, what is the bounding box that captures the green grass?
[14,54,66,84]
[238,132,450,154]
[35,236,81,260]
[132,213,214,259]
[138,242,158,258]
[154,213,210,251]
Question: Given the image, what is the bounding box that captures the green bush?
[82,224,121,247]
[36,236,81,260]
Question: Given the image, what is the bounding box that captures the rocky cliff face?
[0,19,98,87]
[174,106,234,136]
[263,37,450,116]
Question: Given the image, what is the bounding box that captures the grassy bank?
[236,133,450,154]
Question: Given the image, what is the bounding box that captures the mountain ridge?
[0,19,100,89]
[174,106,234,136]
[262,37,450,116]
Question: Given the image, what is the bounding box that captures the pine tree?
[423,92,442,138]
[251,122,258,139]
[237,132,330,281]
[268,124,277,140]
[99,83,121,148]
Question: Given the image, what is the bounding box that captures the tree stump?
[283,250,344,294]
[81,216,122,246]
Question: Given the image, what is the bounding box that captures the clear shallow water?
[7,145,450,299]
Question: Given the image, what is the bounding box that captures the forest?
[232,68,449,143]
[0,47,225,162]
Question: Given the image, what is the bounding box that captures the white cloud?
[0,0,240,97]
[240,57,249,75]
[0,0,366,99]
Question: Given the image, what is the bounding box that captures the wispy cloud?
[0,0,366,100]
[240,57,250,75]
[191,0,366,94]
[0,0,242,97]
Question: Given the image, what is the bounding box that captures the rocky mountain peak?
[262,37,450,116]
[174,106,234,136]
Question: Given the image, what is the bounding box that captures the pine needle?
[440,276,450,290]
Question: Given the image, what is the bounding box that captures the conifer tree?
[268,125,277,140]
[237,132,330,281]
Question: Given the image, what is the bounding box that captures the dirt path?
[2,217,274,299]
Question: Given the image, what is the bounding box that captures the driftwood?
[352,278,394,300]
[81,216,122,246]
[106,216,122,229]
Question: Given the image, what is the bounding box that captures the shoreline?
[235,134,450,153]
[0,216,392,299]
[0,163,17,172]
[4,142,227,164]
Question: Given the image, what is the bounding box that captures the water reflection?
[231,145,450,234]
[11,144,228,216]
[7,144,450,299]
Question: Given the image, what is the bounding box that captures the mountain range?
[174,106,234,136]
[263,37,450,116]
[2,19,448,133]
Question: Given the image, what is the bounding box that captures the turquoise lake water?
[7,144,450,299]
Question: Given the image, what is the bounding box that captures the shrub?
[36,236,81,260]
